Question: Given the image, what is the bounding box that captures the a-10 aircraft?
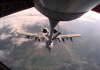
[0,0,100,52]
[15,26,81,52]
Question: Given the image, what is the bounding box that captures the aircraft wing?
[17,31,42,37]
[57,34,81,38]
[17,31,49,41]
[0,0,34,17]
[53,34,81,42]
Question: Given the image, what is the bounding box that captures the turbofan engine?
[43,28,49,33]
[53,28,58,33]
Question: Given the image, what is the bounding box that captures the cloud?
[0,33,12,40]
[78,17,96,22]
[0,50,12,61]
[0,24,4,29]
[85,11,100,20]
[0,50,5,58]
[35,42,46,49]
[0,7,48,33]
[8,23,26,33]
[0,50,10,59]
[78,11,100,22]
[11,38,29,46]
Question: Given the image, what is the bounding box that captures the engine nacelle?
[43,28,49,33]
[53,28,58,33]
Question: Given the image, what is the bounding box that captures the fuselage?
[44,29,53,51]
